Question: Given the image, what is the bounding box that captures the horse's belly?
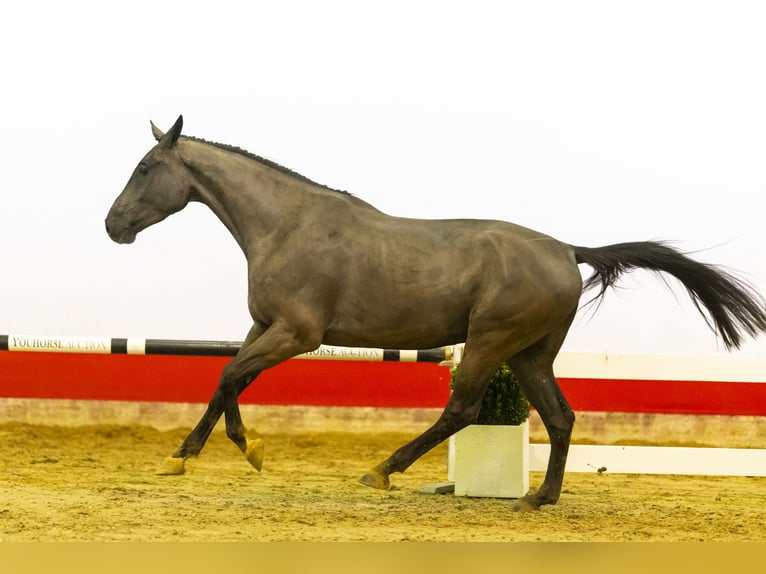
[322,328,466,351]
[323,291,470,350]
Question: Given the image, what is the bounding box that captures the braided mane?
[183,135,351,196]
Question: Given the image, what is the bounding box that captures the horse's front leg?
[157,374,260,475]
[158,321,315,475]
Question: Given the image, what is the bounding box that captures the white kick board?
[529,444,766,477]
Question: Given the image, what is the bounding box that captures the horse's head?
[105,115,192,244]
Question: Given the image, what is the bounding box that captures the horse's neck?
[181,141,305,254]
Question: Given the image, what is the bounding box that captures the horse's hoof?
[359,463,390,490]
[157,456,186,476]
[511,500,536,512]
[511,495,543,512]
[245,438,264,471]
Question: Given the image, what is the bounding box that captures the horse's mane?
[183,135,352,196]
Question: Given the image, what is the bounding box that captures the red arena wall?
[2,350,765,416]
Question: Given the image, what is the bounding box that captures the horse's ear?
[150,120,164,142]
[157,115,183,149]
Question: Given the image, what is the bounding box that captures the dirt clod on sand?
[1,423,765,541]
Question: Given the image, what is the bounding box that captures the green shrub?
[450,362,530,425]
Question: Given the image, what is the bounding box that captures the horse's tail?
[572,241,766,350]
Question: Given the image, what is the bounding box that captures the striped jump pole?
[0,334,451,364]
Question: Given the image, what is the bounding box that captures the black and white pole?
[0,334,451,364]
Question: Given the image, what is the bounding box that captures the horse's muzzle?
[104,218,136,244]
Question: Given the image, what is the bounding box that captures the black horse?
[105,116,766,510]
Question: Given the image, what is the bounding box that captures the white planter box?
[448,421,529,498]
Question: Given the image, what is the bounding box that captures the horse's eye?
[137,163,149,175]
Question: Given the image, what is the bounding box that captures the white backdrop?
[2,1,765,357]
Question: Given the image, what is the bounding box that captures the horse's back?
[354,213,578,286]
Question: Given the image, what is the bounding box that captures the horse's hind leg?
[360,339,506,489]
[507,312,577,510]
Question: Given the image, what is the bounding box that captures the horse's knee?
[211,370,245,408]
[220,362,246,387]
